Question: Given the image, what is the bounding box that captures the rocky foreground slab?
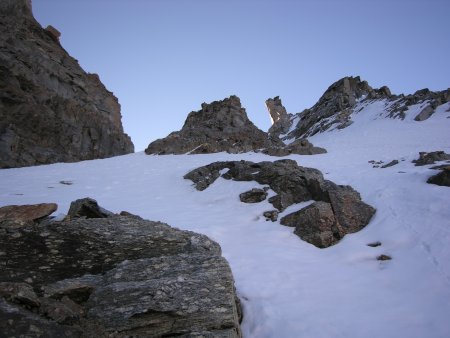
[0,199,242,337]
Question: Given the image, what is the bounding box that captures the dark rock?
[381,160,399,168]
[284,76,380,140]
[145,95,325,157]
[66,198,114,219]
[146,96,275,155]
[377,254,392,261]
[0,282,40,308]
[0,203,57,228]
[239,188,268,203]
[367,241,382,247]
[275,76,450,142]
[0,201,242,337]
[427,167,450,187]
[0,0,134,169]
[263,138,327,156]
[413,151,450,166]
[414,105,435,121]
[185,160,375,248]
[263,210,279,222]
[280,201,342,248]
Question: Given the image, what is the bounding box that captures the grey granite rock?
[0,201,242,337]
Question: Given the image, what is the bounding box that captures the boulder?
[239,188,268,203]
[0,201,242,337]
[0,203,57,227]
[66,198,114,219]
[413,151,450,166]
[414,105,435,121]
[280,201,342,248]
[427,167,450,187]
[185,160,375,248]
[0,0,134,168]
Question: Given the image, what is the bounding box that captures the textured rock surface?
[0,201,242,337]
[0,203,57,226]
[185,160,375,247]
[66,197,114,219]
[273,76,450,142]
[266,96,292,138]
[145,95,325,156]
[0,0,134,169]
[239,188,268,203]
[412,151,450,166]
[280,201,340,248]
[427,167,450,187]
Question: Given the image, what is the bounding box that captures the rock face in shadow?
[427,167,450,187]
[0,200,242,337]
[272,76,450,143]
[185,159,375,248]
[145,95,326,156]
[0,0,134,169]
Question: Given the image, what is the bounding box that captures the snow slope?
[1,103,450,338]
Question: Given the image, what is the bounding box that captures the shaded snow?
[1,102,450,337]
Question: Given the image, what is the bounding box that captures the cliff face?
[0,0,134,168]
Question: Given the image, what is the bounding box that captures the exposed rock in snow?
[185,159,375,247]
[0,200,242,337]
[0,0,134,169]
[272,76,450,143]
[145,95,325,157]
[427,167,450,187]
[413,151,450,166]
[266,96,292,139]
[239,188,268,203]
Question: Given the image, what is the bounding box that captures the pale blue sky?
[33,0,450,151]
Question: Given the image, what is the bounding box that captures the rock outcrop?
[412,151,450,166]
[145,95,326,156]
[427,167,450,187]
[0,200,242,337]
[272,76,450,142]
[0,0,134,169]
[185,160,375,248]
[266,96,292,138]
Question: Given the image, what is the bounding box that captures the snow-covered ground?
[1,103,449,338]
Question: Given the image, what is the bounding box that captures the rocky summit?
[185,159,376,248]
[270,76,450,142]
[0,0,134,169]
[145,95,326,156]
[0,199,242,337]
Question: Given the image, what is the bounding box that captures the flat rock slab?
[0,203,57,226]
[0,208,241,337]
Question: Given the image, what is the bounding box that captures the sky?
[32,0,450,151]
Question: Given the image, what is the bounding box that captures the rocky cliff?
[270,76,450,142]
[0,0,134,169]
[145,95,326,156]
